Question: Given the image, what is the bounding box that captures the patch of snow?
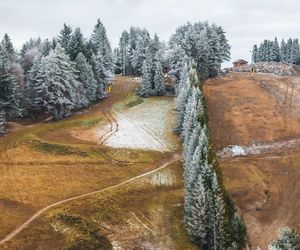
[218,138,300,158]
[230,145,246,156]
[111,241,122,250]
[101,114,168,151]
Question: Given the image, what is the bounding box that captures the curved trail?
[0,154,182,245]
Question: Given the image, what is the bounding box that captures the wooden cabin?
[233,59,248,68]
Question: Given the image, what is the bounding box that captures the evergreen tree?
[58,23,72,51]
[175,65,191,133]
[75,52,98,104]
[41,39,51,56]
[273,37,280,62]
[90,19,114,79]
[36,45,78,120]
[269,227,300,250]
[280,39,287,62]
[181,90,197,142]
[169,22,230,80]
[113,48,122,74]
[291,39,300,64]
[132,29,150,75]
[0,44,22,119]
[119,30,130,75]
[92,52,106,98]
[286,38,293,63]
[67,27,86,61]
[138,55,152,97]
[2,34,15,60]
[26,57,46,116]
[187,171,211,247]
[252,44,259,63]
[154,61,165,96]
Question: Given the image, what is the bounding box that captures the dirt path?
[0,76,183,247]
[204,72,300,249]
[0,154,181,245]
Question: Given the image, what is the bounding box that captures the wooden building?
[233,59,248,68]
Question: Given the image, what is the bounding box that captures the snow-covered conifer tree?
[0,44,22,119]
[268,227,300,250]
[58,23,72,51]
[2,34,15,60]
[38,45,78,120]
[75,52,98,104]
[138,55,153,97]
[68,27,86,61]
[154,61,165,96]
[90,19,114,79]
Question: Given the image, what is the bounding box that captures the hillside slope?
[204,72,300,249]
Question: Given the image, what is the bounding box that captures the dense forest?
[252,37,300,64]
[0,19,113,135]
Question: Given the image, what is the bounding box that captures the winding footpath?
[0,153,182,244]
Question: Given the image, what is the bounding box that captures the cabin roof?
[233,59,248,64]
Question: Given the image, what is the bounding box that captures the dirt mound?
[230,62,297,76]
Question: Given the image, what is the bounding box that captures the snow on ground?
[100,113,167,151]
[218,138,300,158]
[97,97,179,151]
[123,98,179,150]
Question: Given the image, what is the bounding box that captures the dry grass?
[0,76,192,249]
[205,72,300,249]
[2,161,197,250]
[0,77,167,242]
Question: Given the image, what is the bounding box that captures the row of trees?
[0,19,114,125]
[168,21,245,249]
[175,64,245,249]
[252,38,300,64]
[114,21,231,97]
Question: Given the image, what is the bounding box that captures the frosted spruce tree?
[26,57,46,116]
[68,27,86,61]
[35,45,78,120]
[138,54,153,97]
[90,19,114,80]
[269,227,300,250]
[75,52,98,104]
[2,34,15,60]
[154,61,166,96]
[118,30,130,75]
[0,43,22,119]
[58,23,72,51]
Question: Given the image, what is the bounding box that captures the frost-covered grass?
[102,96,180,152]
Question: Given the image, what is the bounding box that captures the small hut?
[233,59,248,68]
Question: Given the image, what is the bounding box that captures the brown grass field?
[204,72,300,249]
[0,76,195,249]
